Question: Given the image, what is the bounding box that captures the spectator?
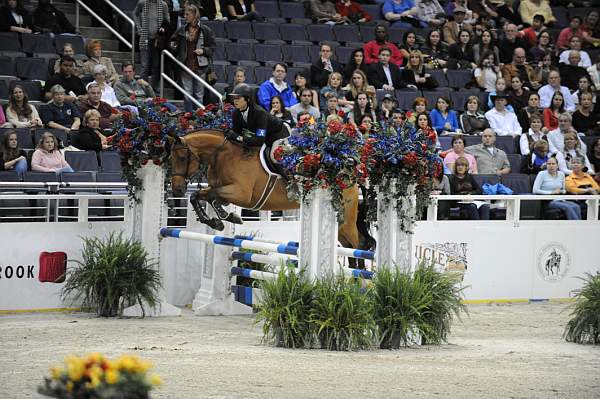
[322,93,346,122]
[114,64,155,110]
[520,15,546,47]
[382,0,421,29]
[543,91,564,131]
[444,135,478,173]
[343,48,369,84]
[421,29,449,69]
[257,63,297,111]
[0,130,27,177]
[45,56,86,103]
[32,0,75,34]
[53,43,86,78]
[472,28,499,65]
[200,0,227,21]
[448,29,476,70]
[475,51,501,92]
[430,96,459,135]
[486,78,514,112]
[0,0,32,33]
[415,112,438,147]
[83,40,119,86]
[517,92,543,134]
[448,156,490,220]
[547,112,586,154]
[133,0,170,90]
[311,43,343,89]
[231,67,246,88]
[443,6,472,46]
[269,95,294,126]
[5,84,42,128]
[398,31,420,60]
[343,69,375,104]
[78,83,121,130]
[377,93,397,123]
[31,132,74,175]
[519,112,547,156]
[401,50,438,90]
[406,96,427,124]
[509,75,530,111]
[519,0,555,27]
[555,131,592,175]
[391,108,406,130]
[534,51,553,85]
[415,0,445,28]
[348,92,375,126]
[529,31,554,62]
[501,47,541,90]
[460,95,490,135]
[292,71,319,109]
[521,139,550,174]
[320,72,352,110]
[289,88,320,123]
[91,65,121,108]
[538,69,575,112]
[580,9,600,48]
[226,0,263,21]
[465,128,511,175]
[558,36,591,68]
[468,0,498,23]
[335,0,373,24]
[444,0,476,25]
[565,156,600,196]
[556,16,584,51]
[363,24,404,66]
[170,4,216,112]
[71,109,111,152]
[309,0,347,25]
[358,114,375,135]
[498,23,530,64]
[573,92,599,136]
[368,47,405,90]
[587,138,600,179]
[558,51,593,92]
[588,55,600,89]
[41,85,81,133]
[485,92,521,137]
[572,76,596,107]
[532,156,581,220]
[495,0,523,28]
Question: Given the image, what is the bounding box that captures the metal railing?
[75,0,136,64]
[160,50,223,109]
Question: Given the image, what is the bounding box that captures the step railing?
[160,50,223,110]
[75,0,136,64]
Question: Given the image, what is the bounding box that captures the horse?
[168,128,373,252]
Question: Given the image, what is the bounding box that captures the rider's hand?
[225,130,242,143]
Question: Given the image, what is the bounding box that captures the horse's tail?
[357,185,376,251]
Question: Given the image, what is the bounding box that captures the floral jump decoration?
[38,352,162,398]
[111,99,233,200]
[274,118,367,222]
[362,120,442,232]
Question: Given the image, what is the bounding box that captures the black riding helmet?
[228,83,254,103]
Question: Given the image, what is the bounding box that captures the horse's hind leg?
[190,191,225,231]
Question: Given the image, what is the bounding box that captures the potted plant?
[256,265,314,348]
[38,352,162,398]
[61,232,162,317]
[310,273,376,351]
[564,272,600,344]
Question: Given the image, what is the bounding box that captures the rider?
[226,84,290,150]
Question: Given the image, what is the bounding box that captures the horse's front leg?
[190,191,225,231]
[205,185,247,225]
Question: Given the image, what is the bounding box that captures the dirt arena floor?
[1,302,599,399]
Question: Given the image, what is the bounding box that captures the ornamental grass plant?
[310,273,376,351]
[38,353,162,399]
[564,272,600,344]
[61,232,161,317]
[256,265,314,348]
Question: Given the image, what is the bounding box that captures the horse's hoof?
[207,218,225,231]
[224,213,243,224]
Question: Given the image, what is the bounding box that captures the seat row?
[0,32,85,59]
[0,170,123,183]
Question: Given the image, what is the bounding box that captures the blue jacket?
[430,109,459,133]
[257,80,298,110]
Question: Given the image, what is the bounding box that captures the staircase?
[24,0,179,101]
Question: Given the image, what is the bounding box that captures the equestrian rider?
[226,84,290,150]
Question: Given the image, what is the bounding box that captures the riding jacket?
[230,103,288,147]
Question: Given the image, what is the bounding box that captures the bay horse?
[168,129,368,251]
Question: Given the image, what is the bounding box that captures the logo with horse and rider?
[536,242,571,282]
